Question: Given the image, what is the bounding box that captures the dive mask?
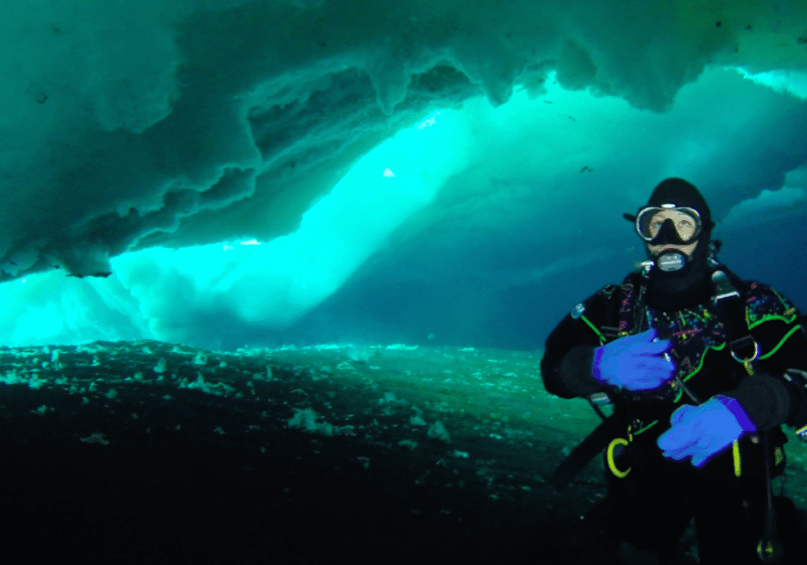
[635,204,703,245]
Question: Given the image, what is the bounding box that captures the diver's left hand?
[657,395,756,467]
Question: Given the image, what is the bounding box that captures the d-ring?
[730,340,759,364]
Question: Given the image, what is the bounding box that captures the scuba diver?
[540,178,807,565]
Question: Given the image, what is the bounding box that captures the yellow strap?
[607,438,631,478]
[732,440,741,477]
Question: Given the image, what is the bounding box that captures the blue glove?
[592,329,674,391]
[658,395,757,467]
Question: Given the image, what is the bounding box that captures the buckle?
[589,392,612,406]
[711,270,740,302]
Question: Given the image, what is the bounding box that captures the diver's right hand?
[592,329,674,391]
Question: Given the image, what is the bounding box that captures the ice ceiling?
[2,0,807,349]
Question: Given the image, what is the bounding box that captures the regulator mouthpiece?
[657,251,686,272]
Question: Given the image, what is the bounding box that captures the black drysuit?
[540,265,807,564]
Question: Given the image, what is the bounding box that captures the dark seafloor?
[1,340,805,564]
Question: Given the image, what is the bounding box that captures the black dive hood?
[626,178,717,308]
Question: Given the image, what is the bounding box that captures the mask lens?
[636,207,701,243]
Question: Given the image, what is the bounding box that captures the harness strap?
[710,270,754,477]
[712,270,759,367]
[710,273,784,562]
